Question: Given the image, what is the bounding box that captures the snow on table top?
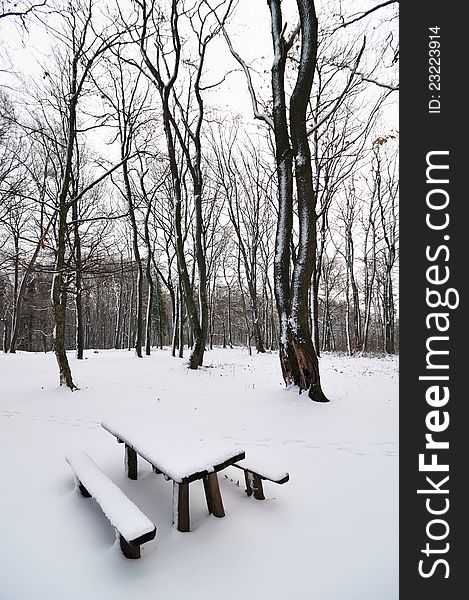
[65,451,156,542]
[233,457,289,483]
[101,412,245,483]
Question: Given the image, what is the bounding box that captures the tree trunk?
[72,193,84,360]
[227,286,233,349]
[178,285,184,358]
[127,285,134,352]
[145,273,154,356]
[269,0,294,386]
[157,99,204,367]
[51,69,78,390]
[52,207,76,390]
[9,234,20,353]
[172,286,179,357]
[123,160,144,358]
[114,257,125,349]
[2,317,10,353]
[144,209,155,356]
[192,179,208,364]
[269,0,328,402]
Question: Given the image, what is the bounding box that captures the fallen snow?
[0,347,398,600]
[65,451,156,542]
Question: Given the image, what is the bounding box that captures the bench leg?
[244,471,265,500]
[119,535,140,559]
[203,472,225,518]
[125,444,137,480]
[172,482,190,532]
[78,481,91,498]
[244,471,253,497]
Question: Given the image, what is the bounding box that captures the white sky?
[0,0,398,131]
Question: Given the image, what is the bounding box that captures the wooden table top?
[102,412,245,484]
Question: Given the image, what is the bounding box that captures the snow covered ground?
[0,348,398,600]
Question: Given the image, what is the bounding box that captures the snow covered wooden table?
[101,413,245,532]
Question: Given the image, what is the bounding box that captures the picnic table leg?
[244,471,253,497]
[203,472,225,518]
[125,444,137,480]
[172,482,190,532]
[203,476,213,514]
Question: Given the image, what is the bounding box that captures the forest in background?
[0,0,399,395]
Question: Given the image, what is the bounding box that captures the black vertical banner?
[400,3,465,598]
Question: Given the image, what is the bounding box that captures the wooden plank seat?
[65,451,156,559]
[232,459,289,500]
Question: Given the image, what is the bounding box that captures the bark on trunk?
[114,258,125,349]
[269,0,328,401]
[72,193,84,360]
[51,62,78,390]
[123,160,144,358]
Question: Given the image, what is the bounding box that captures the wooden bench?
[65,451,156,559]
[232,459,289,500]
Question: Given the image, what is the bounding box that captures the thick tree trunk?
[269,0,328,402]
[269,0,294,386]
[288,0,327,402]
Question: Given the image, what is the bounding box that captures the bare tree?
[0,0,47,20]
[209,127,272,353]
[131,0,232,368]
[37,1,125,389]
[373,135,398,353]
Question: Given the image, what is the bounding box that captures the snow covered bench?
[65,451,157,559]
[232,459,289,500]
